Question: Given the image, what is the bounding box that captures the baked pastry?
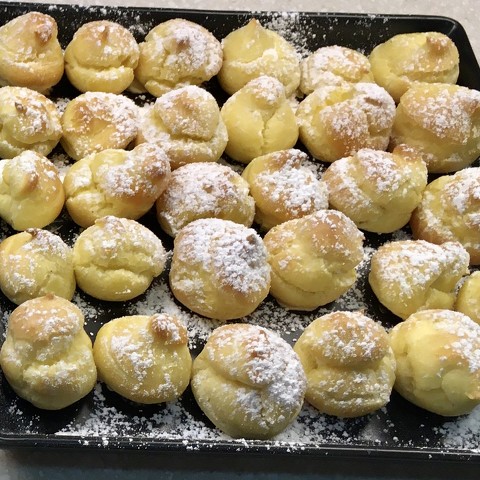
[73,215,167,301]
[369,240,470,320]
[64,143,171,228]
[0,86,62,159]
[390,83,480,173]
[221,76,298,164]
[0,229,75,305]
[156,162,254,237]
[263,210,364,311]
[410,167,480,264]
[93,314,192,404]
[169,218,270,320]
[136,85,227,170]
[300,45,374,95]
[369,32,459,103]
[218,18,300,97]
[296,82,395,162]
[0,294,97,410]
[191,323,307,439]
[0,12,64,94]
[323,145,428,233]
[389,309,480,416]
[294,311,396,417]
[455,271,480,324]
[64,20,139,94]
[134,18,222,97]
[60,92,138,161]
[241,148,328,230]
[0,151,65,230]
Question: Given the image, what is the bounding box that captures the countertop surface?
[0,0,479,479]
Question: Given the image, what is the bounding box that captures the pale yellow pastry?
[156,162,254,237]
[73,215,167,301]
[0,86,62,159]
[0,151,65,230]
[296,82,395,162]
[0,229,75,305]
[369,240,470,320]
[191,323,307,439]
[218,19,300,97]
[0,294,97,410]
[390,309,480,416]
[60,92,138,161]
[410,167,480,264]
[241,148,328,230]
[65,20,139,94]
[221,76,298,164]
[134,18,222,97]
[93,314,192,404]
[0,12,64,94]
[64,143,171,228]
[263,210,364,311]
[390,83,480,173]
[136,85,227,170]
[169,218,270,320]
[323,145,428,233]
[294,311,396,417]
[455,271,480,324]
[300,45,374,95]
[369,32,459,103]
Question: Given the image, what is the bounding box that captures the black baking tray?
[0,2,479,463]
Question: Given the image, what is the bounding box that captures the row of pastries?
[0,10,478,441]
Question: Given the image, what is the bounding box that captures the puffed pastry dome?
[64,20,140,94]
[191,323,307,439]
[0,12,64,94]
[294,311,396,417]
[93,314,192,404]
[390,309,480,416]
[0,86,62,159]
[455,271,480,325]
[369,240,470,320]
[0,294,97,410]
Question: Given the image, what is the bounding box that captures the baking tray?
[0,1,479,462]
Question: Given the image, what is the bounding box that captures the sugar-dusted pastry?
[296,82,395,162]
[369,32,459,103]
[0,151,65,230]
[0,229,75,305]
[218,19,300,97]
[73,216,167,301]
[0,86,62,159]
[156,162,254,237]
[455,271,480,324]
[0,294,97,410]
[60,92,138,161]
[93,314,192,404]
[300,45,374,95]
[390,309,480,416]
[241,148,328,230]
[0,12,64,94]
[263,210,364,311]
[410,167,480,264]
[134,18,222,97]
[169,218,270,320]
[64,20,139,94]
[136,86,227,170]
[64,143,171,228]
[369,240,470,320]
[323,145,428,233]
[221,76,298,164]
[191,323,307,439]
[390,83,480,173]
[294,311,396,417]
